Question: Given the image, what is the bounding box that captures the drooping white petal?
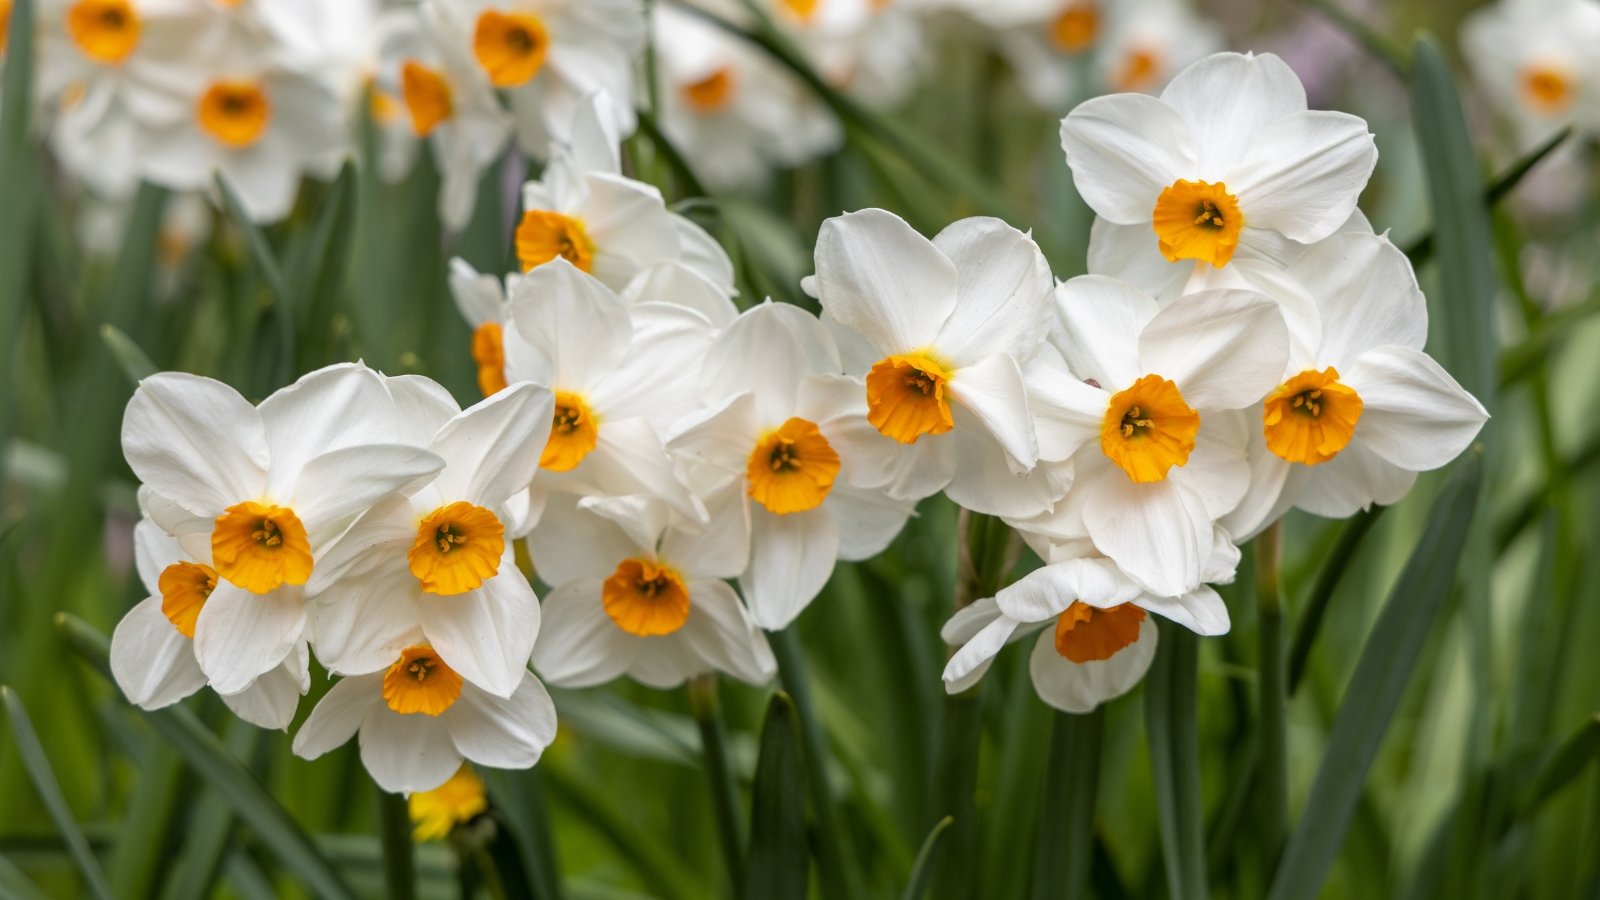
[929,217,1054,366]
[1159,52,1307,178]
[993,556,1143,623]
[941,408,1069,519]
[943,610,1024,694]
[193,583,307,695]
[1139,288,1288,410]
[416,558,540,699]
[1079,466,1212,598]
[531,580,638,688]
[446,677,558,769]
[1226,111,1378,245]
[1344,346,1489,471]
[1028,616,1158,713]
[122,373,269,517]
[359,705,463,794]
[110,595,207,710]
[812,208,959,355]
[292,674,381,760]
[447,257,506,328]
[740,507,840,631]
[1139,585,1231,636]
[428,383,554,507]
[1052,276,1159,391]
[1059,94,1197,223]
[220,655,306,731]
[678,579,776,686]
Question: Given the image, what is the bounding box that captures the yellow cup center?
[1262,366,1363,465]
[1054,601,1145,663]
[383,645,465,716]
[516,210,596,274]
[473,9,550,88]
[407,501,506,595]
[1151,179,1244,268]
[746,417,841,515]
[1099,374,1200,483]
[602,557,692,637]
[211,501,312,593]
[865,351,955,445]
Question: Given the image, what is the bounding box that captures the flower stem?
[1031,708,1105,900]
[689,673,746,892]
[377,786,418,900]
[1255,521,1288,875]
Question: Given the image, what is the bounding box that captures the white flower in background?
[1059,52,1377,275]
[940,538,1233,711]
[429,0,644,159]
[1222,233,1488,537]
[667,302,916,630]
[528,491,775,688]
[377,3,512,231]
[1461,0,1600,144]
[448,258,521,399]
[763,0,925,108]
[514,94,736,293]
[292,645,557,794]
[503,260,713,526]
[307,382,553,699]
[1092,0,1222,97]
[809,209,1067,519]
[1018,277,1286,597]
[138,45,348,222]
[120,364,444,694]
[652,1,841,191]
[111,511,308,730]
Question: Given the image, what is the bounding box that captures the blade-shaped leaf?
[100,325,159,385]
[901,816,954,900]
[1031,708,1105,900]
[1266,452,1483,900]
[746,692,808,900]
[1146,620,1207,900]
[215,174,294,386]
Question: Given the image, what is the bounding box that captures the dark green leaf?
[1288,507,1385,694]
[1266,452,1483,900]
[1031,709,1104,900]
[745,692,808,900]
[480,768,563,900]
[901,816,954,900]
[376,786,417,900]
[1520,714,1600,813]
[1405,126,1572,264]
[1146,621,1207,900]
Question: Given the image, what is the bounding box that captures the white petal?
[446,676,558,769]
[1139,288,1288,410]
[259,364,404,495]
[812,208,959,355]
[1227,111,1378,245]
[739,508,839,631]
[290,444,445,546]
[1345,347,1489,471]
[1287,440,1418,518]
[110,595,206,710]
[948,353,1039,471]
[825,484,914,562]
[447,257,505,328]
[561,417,707,526]
[678,579,776,686]
[304,495,417,598]
[506,260,632,390]
[930,217,1054,366]
[658,479,752,579]
[530,580,638,687]
[1170,408,1253,520]
[1219,418,1294,542]
[220,658,305,730]
[1024,346,1110,463]
[622,261,738,327]
[1059,93,1197,223]
[417,560,540,698]
[941,596,1004,646]
[1052,276,1158,390]
[1139,585,1231,636]
[994,555,1145,622]
[1159,52,1307,178]
[942,612,1023,694]
[666,392,761,472]
[1028,617,1157,713]
[527,495,640,588]
[1079,467,1212,598]
[1291,233,1427,368]
[359,705,463,794]
[292,674,380,760]
[193,583,307,695]
[700,302,839,422]
[122,373,268,516]
[428,383,554,507]
[1085,218,1192,300]
[941,407,1070,519]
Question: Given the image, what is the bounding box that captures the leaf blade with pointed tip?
[746,692,808,900]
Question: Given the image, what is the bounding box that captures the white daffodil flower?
[379,2,513,232]
[1019,276,1287,597]
[1059,52,1377,277]
[429,0,644,159]
[292,648,557,794]
[1462,0,1600,145]
[808,208,1067,519]
[503,260,713,526]
[764,0,924,108]
[306,381,554,699]
[652,1,841,191]
[940,538,1232,712]
[666,302,917,630]
[528,491,775,689]
[120,363,445,694]
[1221,233,1489,538]
[111,512,308,730]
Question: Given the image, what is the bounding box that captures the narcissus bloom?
[121,364,444,693]
[529,493,775,688]
[667,302,916,630]
[1060,52,1377,271]
[1223,233,1489,536]
[292,646,556,794]
[1019,277,1286,596]
[810,209,1066,519]
[766,0,925,108]
[410,764,487,840]
[111,512,308,730]
[307,382,553,698]
[1461,0,1600,143]
[430,0,644,158]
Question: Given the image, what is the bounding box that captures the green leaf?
[689,674,746,892]
[1266,452,1483,900]
[0,686,115,900]
[1031,708,1105,900]
[376,787,417,900]
[0,0,38,443]
[100,325,159,385]
[1288,507,1385,694]
[1410,34,1498,412]
[769,628,855,899]
[1146,620,1207,900]
[286,162,357,365]
[901,816,954,900]
[1404,126,1572,264]
[1519,714,1600,813]
[745,692,808,900]
[164,723,263,900]
[0,851,51,900]
[215,174,295,386]
[480,768,564,900]
[55,614,359,900]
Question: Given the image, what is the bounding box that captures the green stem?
[689,673,746,893]
[377,787,418,900]
[1147,620,1207,900]
[1288,508,1384,694]
[1031,709,1105,900]
[768,627,856,900]
[1255,522,1288,876]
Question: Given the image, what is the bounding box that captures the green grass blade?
[1404,126,1572,264]
[1520,714,1600,813]
[1031,708,1105,900]
[1146,620,1208,900]
[377,787,417,900]
[286,162,357,367]
[165,723,263,900]
[100,324,159,385]
[689,674,745,892]
[107,748,182,899]
[0,851,51,900]
[1266,452,1483,900]
[769,628,855,899]
[0,0,38,446]
[745,692,808,900]
[55,614,359,900]
[1254,523,1288,876]
[901,816,954,900]
[0,686,115,900]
